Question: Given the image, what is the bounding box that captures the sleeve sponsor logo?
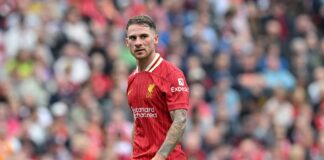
[171,78,188,93]
[171,86,189,93]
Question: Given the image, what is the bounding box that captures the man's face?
[125,24,158,60]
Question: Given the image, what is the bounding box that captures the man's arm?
[132,124,135,146]
[153,109,187,160]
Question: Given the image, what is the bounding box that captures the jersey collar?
[135,53,163,73]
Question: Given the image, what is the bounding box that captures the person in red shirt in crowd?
[232,137,267,160]
[125,15,189,160]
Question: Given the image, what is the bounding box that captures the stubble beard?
[134,48,154,61]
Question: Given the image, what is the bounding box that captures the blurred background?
[0,0,323,159]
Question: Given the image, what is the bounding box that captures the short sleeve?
[165,70,190,111]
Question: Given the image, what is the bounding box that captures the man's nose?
[134,38,143,47]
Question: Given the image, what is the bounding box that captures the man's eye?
[129,36,136,40]
[140,35,148,39]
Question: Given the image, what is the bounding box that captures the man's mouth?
[135,49,145,52]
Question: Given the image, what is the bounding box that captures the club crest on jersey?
[178,78,184,86]
[146,84,155,98]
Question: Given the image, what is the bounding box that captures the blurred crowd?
[0,0,324,159]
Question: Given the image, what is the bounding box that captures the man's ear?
[154,33,159,45]
[125,37,129,47]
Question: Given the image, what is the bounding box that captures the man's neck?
[137,52,157,72]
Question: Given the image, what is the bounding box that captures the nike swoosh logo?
[128,89,132,96]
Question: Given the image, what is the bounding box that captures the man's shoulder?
[127,69,137,81]
[159,60,184,75]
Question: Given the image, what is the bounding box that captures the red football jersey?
[127,54,189,160]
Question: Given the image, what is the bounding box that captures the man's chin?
[135,55,147,60]
[133,52,148,59]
